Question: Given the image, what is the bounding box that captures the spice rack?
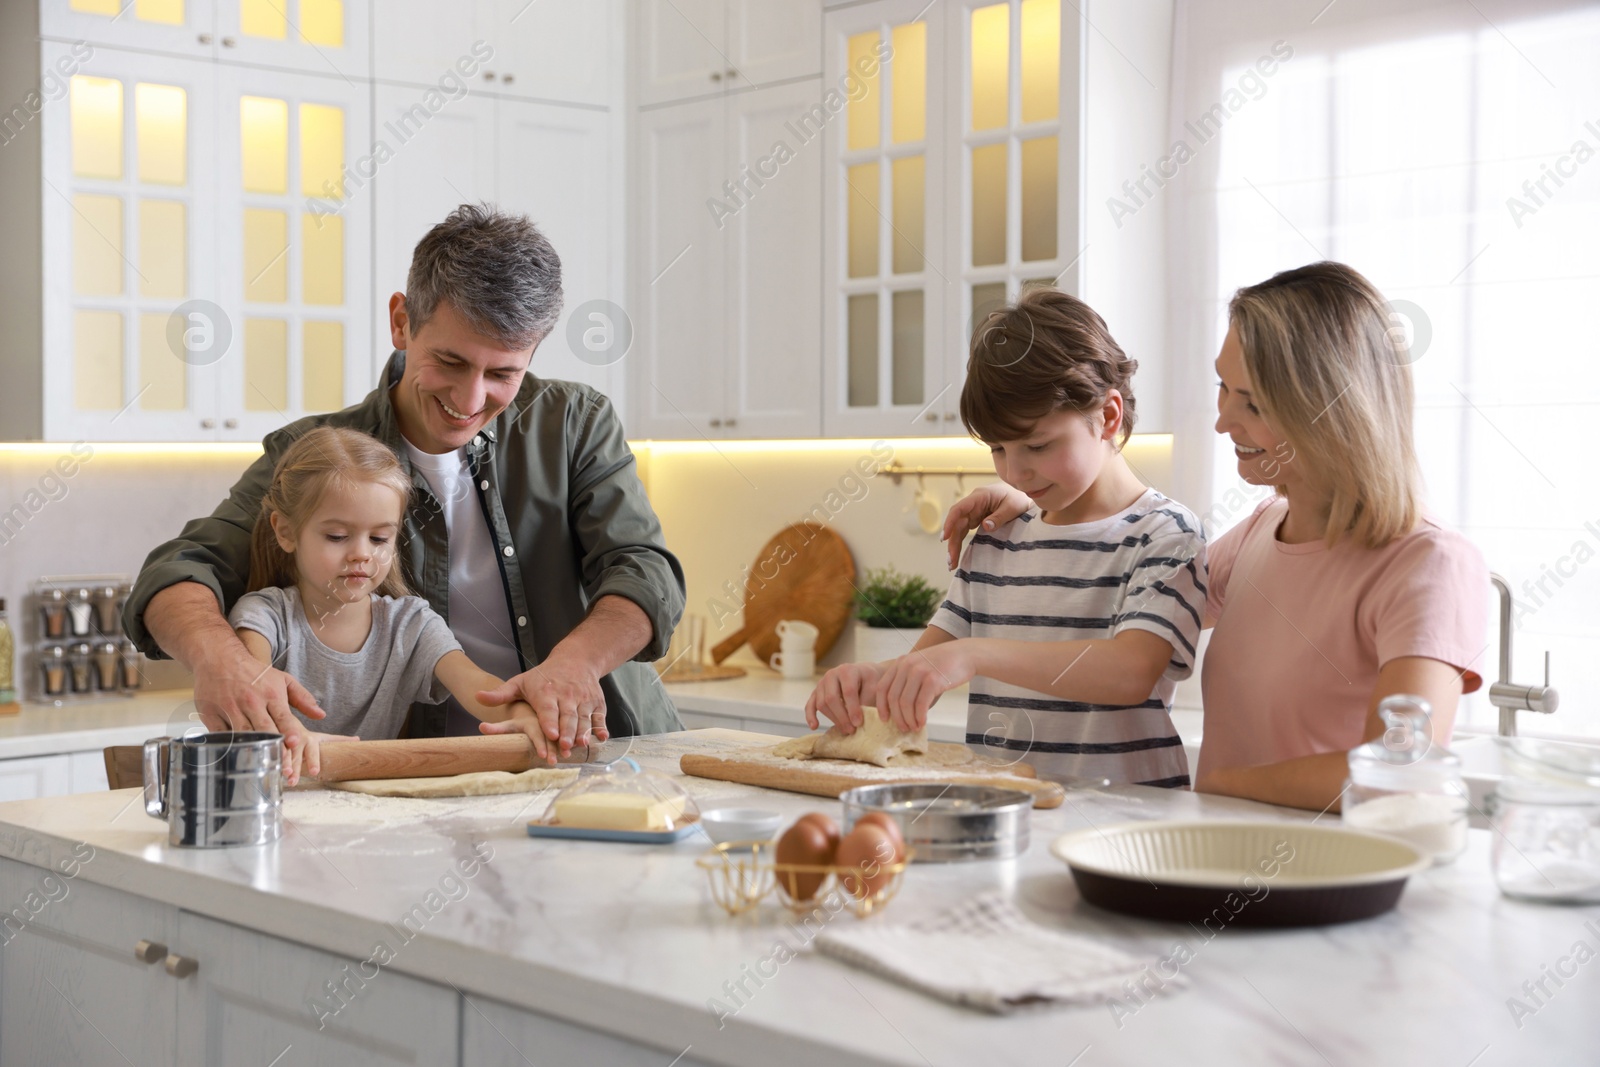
[26,575,143,705]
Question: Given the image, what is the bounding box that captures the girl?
[806,287,1206,787]
[941,262,1488,811]
[228,426,551,785]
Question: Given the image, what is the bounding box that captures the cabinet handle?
[221,36,236,47]
[943,412,957,421]
[483,71,496,81]
[709,418,722,428]
[200,418,216,430]
[164,954,199,979]
[502,73,514,84]
[724,418,737,428]
[726,68,737,78]
[197,33,212,45]
[134,939,167,964]
[224,418,238,429]
[710,71,722,82]
[924,412,939,422]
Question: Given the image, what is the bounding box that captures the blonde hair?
[247,427,414,595]
[1228,261,1421,549]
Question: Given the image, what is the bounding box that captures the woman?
[938,262,1488,812]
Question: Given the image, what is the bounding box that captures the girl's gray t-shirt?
[228,586,463,739]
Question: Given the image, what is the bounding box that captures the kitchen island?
[0,729,1592,1067]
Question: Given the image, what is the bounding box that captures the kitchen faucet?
[1488,573,1559,736]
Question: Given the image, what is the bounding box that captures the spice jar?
[1342,694,1469,865]
[95,642,120,690]
[41,645,68,696]
[69,642,93,693]
[95,585,121,635]
[40,588,67,639]
[67,588,93,638]
[119,640,142,691]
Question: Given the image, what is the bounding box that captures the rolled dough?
[773,713,929,768]
[330,767,579,798]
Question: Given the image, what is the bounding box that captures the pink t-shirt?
[1198,497,1488,778]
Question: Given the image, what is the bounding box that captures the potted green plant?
[849,566,943,664]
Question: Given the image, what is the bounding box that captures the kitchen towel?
[812,891,1183,1014]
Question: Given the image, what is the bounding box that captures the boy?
[806,288,1204,786]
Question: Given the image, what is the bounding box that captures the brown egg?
[835,824,897,900]
[796,812,840,853]
[853,812,906,863]
[775,818,835,902]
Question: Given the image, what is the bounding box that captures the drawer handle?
[164,953,199,979]
[134,939,167,964]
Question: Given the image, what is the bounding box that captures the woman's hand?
[942,483,1032,570]
[873,642,976,732]
[283,729,359,786]
[805,662,889,733]
[479,700,556,765]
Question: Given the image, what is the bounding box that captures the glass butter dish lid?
[527,758,702,843]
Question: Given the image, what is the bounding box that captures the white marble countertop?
[0,727,1593,1066]
[0,690,188,759]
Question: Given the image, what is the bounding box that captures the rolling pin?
[311,735,595,783]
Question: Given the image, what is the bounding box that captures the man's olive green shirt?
[124,351,686,737]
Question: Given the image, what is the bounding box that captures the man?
[124,205,685,777]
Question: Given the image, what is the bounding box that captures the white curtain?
[1164,0,1600,738]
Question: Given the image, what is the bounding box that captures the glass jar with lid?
[1488,737,1600,904]
[1342,694,1469,864]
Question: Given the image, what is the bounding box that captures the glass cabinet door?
[41,0,217,60]
[214,0,372,78]
[822,0,947,438]
[41,43,221,441]
[215,65,373,441]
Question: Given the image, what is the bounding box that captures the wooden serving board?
[313,735,596,783]
[710,523,856,666]
[679,750,1066,809]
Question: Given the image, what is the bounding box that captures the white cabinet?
[173,911,459,1066]
[68,750,110,792]
[0,754,72,802]
[213,0,373,78]
[0,858,179,1067]
[638,0,822,105]
[376,0,614,106]
[631,80,823,439]
[370,87,624,399]
[461,991,716,1067]
[40,0,217,60]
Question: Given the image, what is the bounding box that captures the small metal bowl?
[841,783,1033,862]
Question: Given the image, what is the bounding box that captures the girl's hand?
[942,483,1032,571]
[805,662,888,733]
[478,701,556,765]
[283,728,359,786]
[873,643,976,733]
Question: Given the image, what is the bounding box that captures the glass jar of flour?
[1342,694,1469,865]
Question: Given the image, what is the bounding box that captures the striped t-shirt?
[929,487,1206,787]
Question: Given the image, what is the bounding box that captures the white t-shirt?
[402,440,524,710]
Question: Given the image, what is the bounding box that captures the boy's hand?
[804,662,887,732]
[942,483,1033,571]
[873,642,976,732]
[282,727,359,786]
[479,701,556,765]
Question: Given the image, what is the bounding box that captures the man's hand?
[478,700,555,764]
[477,654,606,759]
[804,662,889,733]
[872,642,976,732]
[194,644,326,734]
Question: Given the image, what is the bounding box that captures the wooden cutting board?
[680,748,1066,809]
[710,522,855,666]
[312,735,596,783]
